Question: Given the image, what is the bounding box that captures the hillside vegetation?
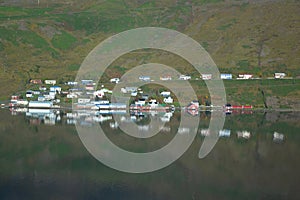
[0,0,299,104]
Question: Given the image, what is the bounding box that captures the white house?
[160,91,171,97]
[139,76,151,82]
[26,90,33,98]
[110,78,120,83]
[45,80,56,85]
[179,75,191,80]
[163,96,173,104]
[220,74,232,80]
[121,87,138,94]
[274,73,286,79]
[135,98,146,106]
[160,76,172,81]
[50,86,61,94]
[66,81,78,85]
[238,74,253,79]
[201,74,212,80]
[131,91,138,97]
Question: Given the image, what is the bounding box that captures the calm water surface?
[0,109,299,199]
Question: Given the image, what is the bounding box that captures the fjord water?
[0,109,299,199]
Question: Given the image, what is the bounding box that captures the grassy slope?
[0,0,299,105]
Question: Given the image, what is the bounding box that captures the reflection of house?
[78,98,91,104]
[160,112,173,122]
[200,129,210,136]
[219,129,231,137]
[186,101,199,110]
[178,127,190,134]
[273,132,284,142]
[237,131,251,139]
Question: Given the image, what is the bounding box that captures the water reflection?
[8,107,287,143]
[1,108,299,199]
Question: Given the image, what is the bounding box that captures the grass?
[51,31,77,50]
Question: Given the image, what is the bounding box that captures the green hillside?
[0,0,299,102]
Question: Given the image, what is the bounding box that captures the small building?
[39,86,47,91]
[135,98,146,106]
[274,73,286,79]
[32,91,41,95]
[38,96,46,102]
[30,79,42,84]
[160,76,172,81]
[110,78,120,83]
[44,80,56,85]
[179,75,191,80]
[131,91,138,97]
[201,74,212,80]
[142,94,149,100]
[11,95,20,102]
[121,87,138,94]
[139,76,151,82]
[66,81,78,86]
[220,74,232,80]
[26,90,33,98]
[148,99,159,108]
[160,91,171,97]
[163,96,173,104]
[50,86,61,94]
[238,74,253,79]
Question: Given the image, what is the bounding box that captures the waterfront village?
[4,72,287,143]
[7,72,288,111]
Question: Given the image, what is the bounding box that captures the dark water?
[0,108,300,200]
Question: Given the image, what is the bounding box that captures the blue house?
[220,74,232,80]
